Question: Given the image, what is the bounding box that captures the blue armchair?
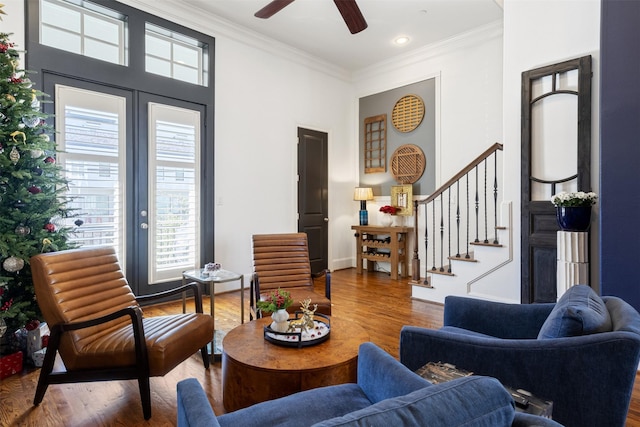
[400,287,640,427]
[177,342,561,427]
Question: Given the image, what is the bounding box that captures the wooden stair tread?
[448,252,477,262]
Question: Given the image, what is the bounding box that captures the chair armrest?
[56,305,143,332]
[42,306,148,381]
[136,282,205,313]
[357,342,430,404]
[312,269,331,299]
[399,325,640,427]
[443,296,554,338]
[177,378,220,427]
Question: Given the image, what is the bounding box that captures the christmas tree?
[0,30,75,346]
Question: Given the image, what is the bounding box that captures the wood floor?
[1,267,640,426]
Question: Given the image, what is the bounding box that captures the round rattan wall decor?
[390,144,426,184]
[391,94,425,133]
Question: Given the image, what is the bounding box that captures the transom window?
[145,23,209,86]
[40,0,128,65]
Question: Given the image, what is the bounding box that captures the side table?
[182,269,244,360]
[351,225,412,280]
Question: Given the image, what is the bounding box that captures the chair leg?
[33,370,50,405]
[138,376,152,420]
[33,333,60,405]
[200,346,210,369]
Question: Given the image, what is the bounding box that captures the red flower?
[379,205,399,215]
[10,76,22,84]
[44,223,55,232]
[0,43,8,53]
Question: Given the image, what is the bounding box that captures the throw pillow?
[537,284,612,339]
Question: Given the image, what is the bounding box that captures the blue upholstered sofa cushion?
[312,376,515,427]
[538,284,612,339]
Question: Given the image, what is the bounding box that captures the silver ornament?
[22,116,40,128]
[30,149,43,158]
[15,225,31,236]
[3,256,25,273]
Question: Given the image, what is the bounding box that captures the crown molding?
[352,20,503,82]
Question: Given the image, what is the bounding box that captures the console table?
[351,225,412,280]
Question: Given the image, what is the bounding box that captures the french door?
[50,76,208,294]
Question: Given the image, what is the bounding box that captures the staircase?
[409,143,514,303]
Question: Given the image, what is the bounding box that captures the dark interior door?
[521,56,592,303]
[298,128,329,273]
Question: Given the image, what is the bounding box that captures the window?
[40,0,128,65]
[148,103,201,282]
[56,85,127,263]
[145,23,209,86]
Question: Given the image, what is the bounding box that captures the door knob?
[324,218,329,222]
[140,223,148,230]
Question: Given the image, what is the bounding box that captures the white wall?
[500,0,601,297]
[8,0,602,300]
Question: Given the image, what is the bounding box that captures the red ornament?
[27,185,42,194]
[44,223,55,232]
[44,156,55,164]
[0,43,8,53]
[25,319,41,331]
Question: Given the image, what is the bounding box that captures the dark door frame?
[520,55,592,303]
[297,127,329,273]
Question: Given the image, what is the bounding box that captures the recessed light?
[394,36,410,46]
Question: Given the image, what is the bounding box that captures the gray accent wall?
[358,78,436,197]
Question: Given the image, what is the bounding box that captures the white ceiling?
[173,0,504,72]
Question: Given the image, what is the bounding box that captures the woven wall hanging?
[391,94,425,133]
[390,144,426,184]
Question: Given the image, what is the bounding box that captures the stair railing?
[411,143,504,285]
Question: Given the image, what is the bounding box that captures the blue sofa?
[177,342,561,427]
[400,286,640,427]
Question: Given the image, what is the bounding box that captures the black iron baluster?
[466,173,470,259]
[439,195,444,272]
[493,151,499,244]
[431,200,436,271]
[474,166,480,243]
[455,180,460,258]
[423,203,429,285]
[483,158,489,244]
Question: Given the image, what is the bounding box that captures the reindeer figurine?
[287,298,317,334]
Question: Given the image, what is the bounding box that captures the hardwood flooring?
[1,268,640,426]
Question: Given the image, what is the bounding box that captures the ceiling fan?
[254,0,368,34]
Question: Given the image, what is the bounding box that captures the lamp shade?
[353,187,374,201]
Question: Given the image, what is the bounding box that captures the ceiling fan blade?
[333,0,368,34]
[255,0,296,19]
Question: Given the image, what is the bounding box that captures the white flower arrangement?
[550,191,598,207]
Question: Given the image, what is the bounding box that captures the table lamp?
[354,187,374,225]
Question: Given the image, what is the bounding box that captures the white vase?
[381,214,393,227]
[270,309,289,332]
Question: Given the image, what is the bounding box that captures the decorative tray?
[264,313,330,348]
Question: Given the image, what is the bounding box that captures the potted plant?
[550,191,598,231]
[257,288,293,332]
[379,205,399,227]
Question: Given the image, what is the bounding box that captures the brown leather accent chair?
[30,246,214,420]
[251,233,331,319]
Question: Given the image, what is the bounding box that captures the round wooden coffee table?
[222,317,370,412]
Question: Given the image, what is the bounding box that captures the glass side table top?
[183,268,242,283]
